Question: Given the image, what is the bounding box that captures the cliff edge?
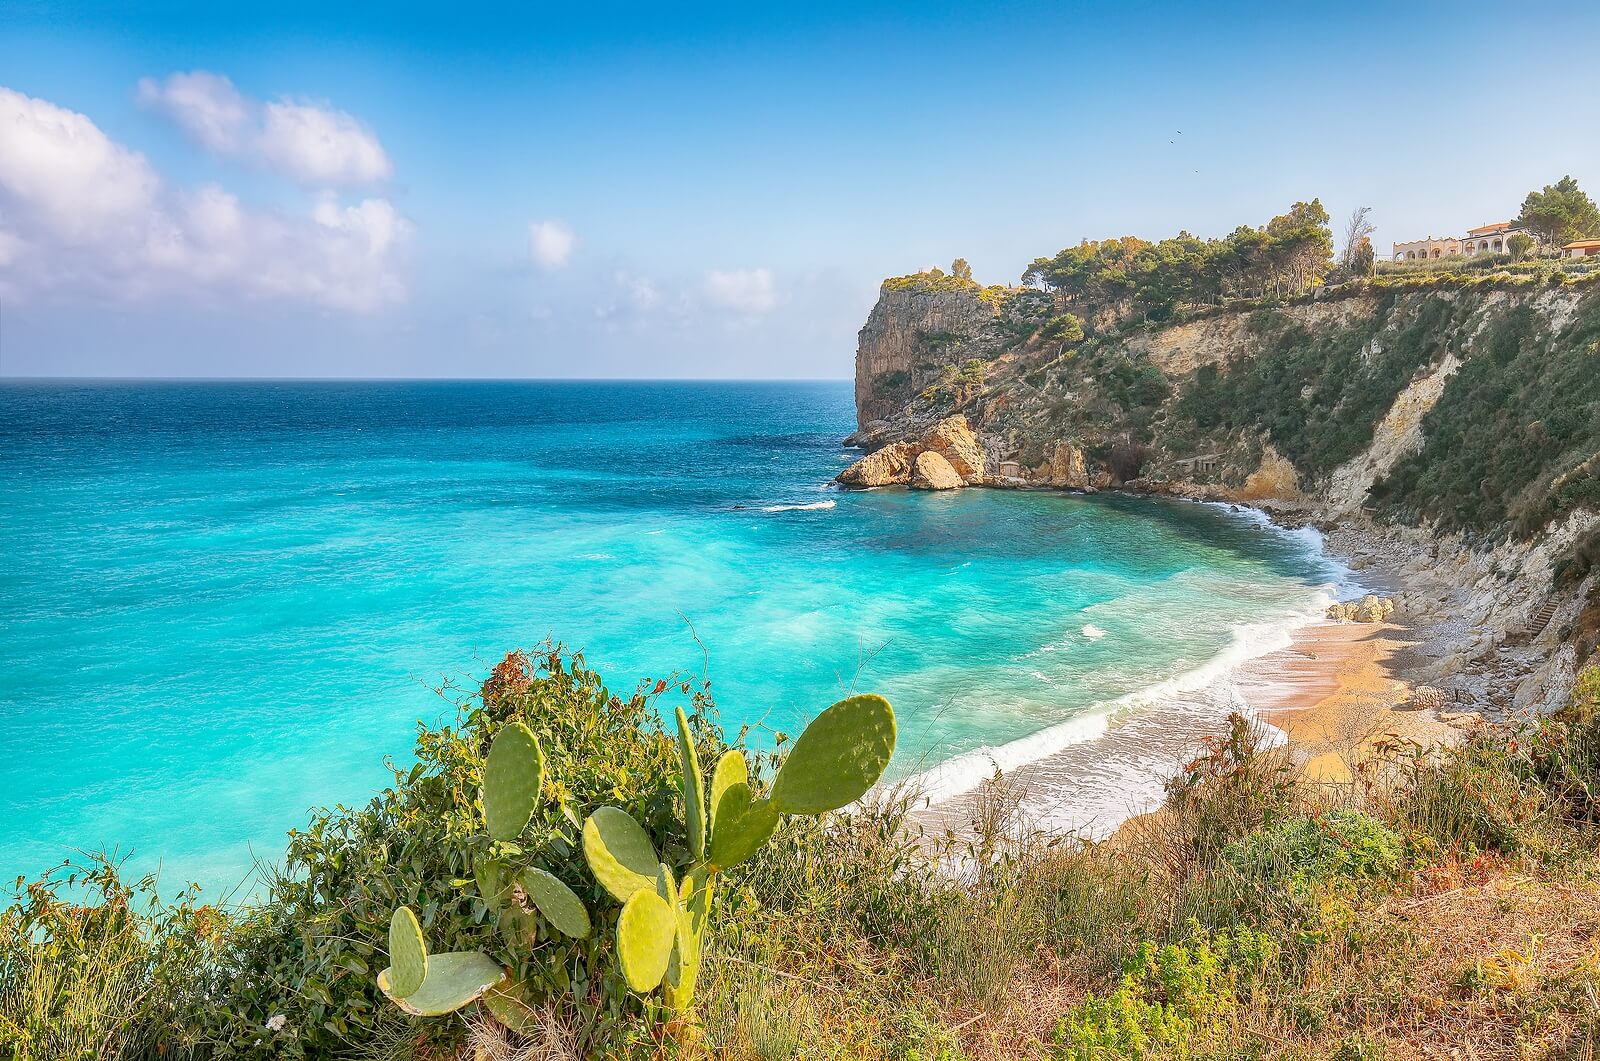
[844,271,1600,714]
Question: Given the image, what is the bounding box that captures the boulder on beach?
[910,450,964,490]
[838,443,915,487]
[1325,595,1397,623]
[1410,685,1450,711]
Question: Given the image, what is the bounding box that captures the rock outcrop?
[920,416,985,483]
[854,280,1004,428]
[911,451,964,490]
[1041,441,1090,489]
[837,443,916,488]
[1325,595,1397,623]
[838,414,985,490]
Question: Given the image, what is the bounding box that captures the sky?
[1,0,1597,379]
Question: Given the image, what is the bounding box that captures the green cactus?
[708,748,746,832]
[378,905,505,1016]
[583,806,660,901]
[708,791,779,869]
[662,865,713,1012]
[380,951,508,1016]
[387,906,427,998]
[769,694,897,815]
[483,721,545,842]
[520,867,592,939]
[616,888,677,993]
[379,688,897,1027]
[675,706,707,861]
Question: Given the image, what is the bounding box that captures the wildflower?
[266,1014,288,1032]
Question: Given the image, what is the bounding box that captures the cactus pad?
[481,980,540,1034]
[709,792,779,868]
[380,951,506,1016]
[386,906,427,999]
[483,722,545,842]
[582,806,659,901]
[663,866,714,1012]
[675,706,707,860]
[708,749,747,833]
[616,889,677,993]
[520,867,592,939]
[770,694,896,815]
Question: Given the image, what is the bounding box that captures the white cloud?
[0,85,408,312]
[138,71,391,186]
[528,219,576,269]
[703,268,778,313]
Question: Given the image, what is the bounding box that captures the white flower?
[265,1014,287,1032]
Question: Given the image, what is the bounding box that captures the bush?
[1050,925,1275,1059]
[181,648,694,1058]
[0,856,220,1061]
[1373,732,1551,856]
[1222,811,1403,891]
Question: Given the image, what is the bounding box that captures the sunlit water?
[0,380,1342,891]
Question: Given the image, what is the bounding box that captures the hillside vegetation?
[7,650,1600,1060]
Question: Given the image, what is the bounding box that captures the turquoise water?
[0,380,1340,891]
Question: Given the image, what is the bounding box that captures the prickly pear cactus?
[708,749,747,832]
[769,694,896,815]
[675,706,707,861]
[483,721,545,842]
[387,906,427,998]
[583,806,660,901]
[709,793,779,869]
[378,905,505,1016]
[382,951,507,1016]
[520,867,592,939]
[616,888,677,993]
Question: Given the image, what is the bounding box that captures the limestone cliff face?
[853,280,1007,429]
[848,275,1600,711]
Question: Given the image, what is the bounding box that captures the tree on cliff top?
[950,257,972,281]
[1340,206,1376,275]
[1518,176,1600,247]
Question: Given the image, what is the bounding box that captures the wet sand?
[913,615,1464,842]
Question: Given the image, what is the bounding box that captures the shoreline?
[910,503,1483,842]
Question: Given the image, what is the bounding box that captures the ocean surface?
[0,380,1343,892]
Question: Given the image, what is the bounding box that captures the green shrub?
[1508,666,1600,823]
[182,648,690,1058]
[1376,733,1550,856]
[1222,811,1403,891]
[1373,295,1600,536]
[1050,925,1275,1059]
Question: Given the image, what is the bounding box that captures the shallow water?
[0,380,1341,891]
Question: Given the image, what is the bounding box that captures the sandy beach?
[915,585,1471,842]
[1238,618,1462,785]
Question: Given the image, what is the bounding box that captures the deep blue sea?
[0,380,1342,892]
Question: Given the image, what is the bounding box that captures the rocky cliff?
[843,272,1600,713]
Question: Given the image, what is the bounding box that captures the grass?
[7,664,1600,1060]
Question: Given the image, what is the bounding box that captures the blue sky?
[1,1,1597,378]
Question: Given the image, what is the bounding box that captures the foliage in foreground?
[8,661,1600,1061]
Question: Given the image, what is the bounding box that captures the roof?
[1467,221,1516,236]
[1565,239,1600,249]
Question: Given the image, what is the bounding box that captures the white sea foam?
[1081,623,1107,640]
[908,587,1335,813]
[760,499,836,512]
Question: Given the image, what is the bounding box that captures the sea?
[0,379,1346,893]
